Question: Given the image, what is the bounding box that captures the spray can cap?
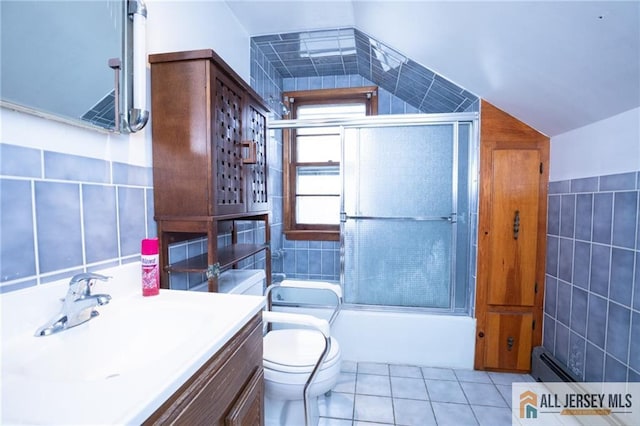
[141,238,158,255]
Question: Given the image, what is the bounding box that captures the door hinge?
[540,162,544,174]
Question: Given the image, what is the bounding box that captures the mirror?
[0,0,147,133]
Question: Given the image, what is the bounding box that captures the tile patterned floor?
[316,361,534,426]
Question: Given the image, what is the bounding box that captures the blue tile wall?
[0,143,155,293]
[252,41,478,295]
[252,28,478,113]
[544,171,640,382]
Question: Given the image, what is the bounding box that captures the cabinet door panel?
[487,149,540,307]
[225,368,264,426]
[151,59,210,217]
[484,311,533,371]
[245,100,269,212]
[212,70,246,216]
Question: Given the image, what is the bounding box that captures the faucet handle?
[68,273,111,297]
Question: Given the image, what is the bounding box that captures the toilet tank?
[217,269,266,295]
[191,269,266,295]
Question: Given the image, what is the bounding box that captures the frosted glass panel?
[343,219,452,308]
[344,125,453,217]
[297,165,340,194]
[297,196,340,224]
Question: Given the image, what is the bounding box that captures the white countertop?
[1,263,266,425]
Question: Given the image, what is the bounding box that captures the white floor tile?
[391,376,428,400]
[265,362,534,425]
[460,381,508,407]
[425,379,468,404]
[431,401,479,426]
[454,369,492,383]
[354,395,394,424]
[390,364,423,378]
[421,367,457,381]
[356,373,392,397]
[471,405,514,426]
[358,362,389,376]
[393,398,437,426]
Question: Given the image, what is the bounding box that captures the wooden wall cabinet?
[144,314,264,425]
[149,49,271,291]
[475,100,549,373]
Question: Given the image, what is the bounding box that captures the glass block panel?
[296,165,340,194]
[297,195,340,224]
[343,219,452,308]
[296,134,340,162]
[343,124,454,218]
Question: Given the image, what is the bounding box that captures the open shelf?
[166,243,270,273]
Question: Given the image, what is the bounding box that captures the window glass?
[296,165,340,194]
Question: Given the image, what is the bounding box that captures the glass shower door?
[342,124,456,309]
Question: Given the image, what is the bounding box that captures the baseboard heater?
[531,346,581,383]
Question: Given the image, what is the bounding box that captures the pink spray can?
[141,238,160,296]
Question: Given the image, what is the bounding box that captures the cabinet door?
[244,98,269,213]
[212,69,246,216]
[225,368,264,426]
[484,311,533,371]
[487,149,540,307]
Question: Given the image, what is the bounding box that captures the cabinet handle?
[507,336,514,351]
[241,141,257,164]
[513,210,520,240]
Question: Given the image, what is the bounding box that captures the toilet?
[196,271,343,425]
[262,280,343,426]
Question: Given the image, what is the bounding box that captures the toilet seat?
[264,329,341,374]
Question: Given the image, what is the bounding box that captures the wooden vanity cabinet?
[149,49,271,291]
[144,314,264,425]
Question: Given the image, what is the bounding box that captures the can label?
[141,254,159,296]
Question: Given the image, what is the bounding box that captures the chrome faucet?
[35,273,112,336]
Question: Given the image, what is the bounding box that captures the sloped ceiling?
[225,0,640,137]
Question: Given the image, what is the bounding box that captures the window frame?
[283,86,378,241]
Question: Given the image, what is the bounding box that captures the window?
[283,87,378,240]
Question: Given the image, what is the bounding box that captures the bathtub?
[332,308,476,369]
[273,300,476,369]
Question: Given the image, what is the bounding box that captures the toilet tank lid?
[218,269,266,294]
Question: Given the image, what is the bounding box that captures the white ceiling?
[225,0,640,137]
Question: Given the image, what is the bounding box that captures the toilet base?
[265,395,319,426]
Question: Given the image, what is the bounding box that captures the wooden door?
[487,149,540,307]
[475,101,549,373]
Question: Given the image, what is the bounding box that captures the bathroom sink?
[2,297,207,383]
[1,262,266,425]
